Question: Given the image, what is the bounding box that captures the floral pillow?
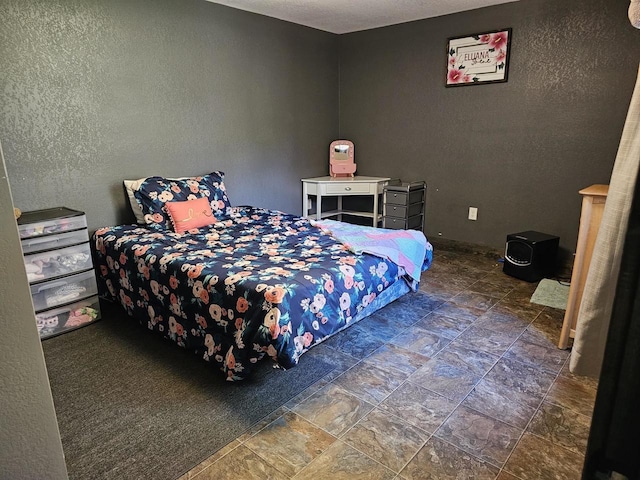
[133,171,231,230]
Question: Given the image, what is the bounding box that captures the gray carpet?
[42,301,336,480]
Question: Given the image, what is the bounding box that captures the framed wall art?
[446,28,512,87]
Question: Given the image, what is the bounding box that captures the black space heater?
[503,230,559,282]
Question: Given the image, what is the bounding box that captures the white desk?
[301,176,391,227]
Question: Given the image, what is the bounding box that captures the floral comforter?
[93,207,427,381]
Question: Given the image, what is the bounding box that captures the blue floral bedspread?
[93,207,428,381]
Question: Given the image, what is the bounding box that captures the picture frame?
[446,28,512,87]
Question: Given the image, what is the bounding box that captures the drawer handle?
[27,237,59,245]
[36,280,68,292]
[344,187,351,191]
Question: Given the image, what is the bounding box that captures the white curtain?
[570,65,640,377]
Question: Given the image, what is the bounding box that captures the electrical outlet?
[468,207,478,221]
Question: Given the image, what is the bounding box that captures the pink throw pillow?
[165,198,215,233]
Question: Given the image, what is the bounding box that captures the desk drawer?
[325,182,371,195]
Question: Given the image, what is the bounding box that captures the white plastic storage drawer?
[24,242,93,283]
[17,207,86,239]
[36,295,101,339]
[30,269,98,312]
[21,228,89,254]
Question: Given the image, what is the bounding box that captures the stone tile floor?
[179,248,598,480]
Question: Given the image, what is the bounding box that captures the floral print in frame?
[446,28,512,87]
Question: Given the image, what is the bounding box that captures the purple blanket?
[312,220,432,290]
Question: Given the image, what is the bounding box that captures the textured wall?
[0,0,338,230]
[2,0,638,255]
[339,0,640,258]
[0,150,68,479]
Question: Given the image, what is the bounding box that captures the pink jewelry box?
[329,140,356,177]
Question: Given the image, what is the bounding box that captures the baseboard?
[429,236,574,280]
[429,237,502,260]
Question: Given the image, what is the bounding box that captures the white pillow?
[123,178,147,224]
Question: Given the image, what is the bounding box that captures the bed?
[93,172,432,381]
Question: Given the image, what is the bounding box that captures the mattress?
[93,206,431,380]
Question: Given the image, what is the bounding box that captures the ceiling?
[204,0,522,34]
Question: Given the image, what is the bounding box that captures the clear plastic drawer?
[24,242,93,283]
[36,295,101,340]
[30,269,98,312]
[18,208,86,239]
[21,228,89,254]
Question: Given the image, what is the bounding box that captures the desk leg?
[373,192,379,227]
[316,193,322,221]
[337,195,343,221]
[302,184,307,217]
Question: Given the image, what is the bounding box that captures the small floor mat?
[530,278,570,310]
